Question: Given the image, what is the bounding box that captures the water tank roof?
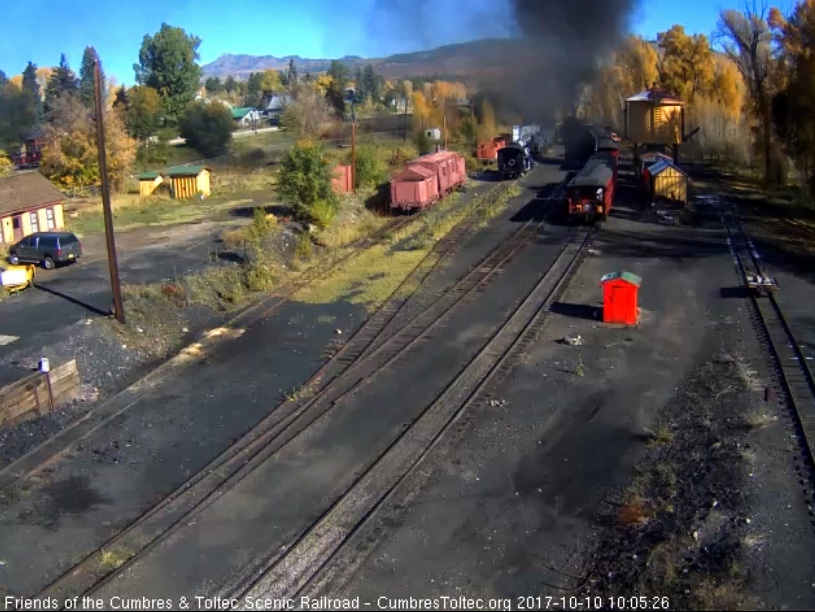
[626,87,684,105]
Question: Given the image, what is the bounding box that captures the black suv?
[8,232,82,269]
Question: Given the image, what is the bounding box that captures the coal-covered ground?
[305,189,815,610]
[0,177,502,469]
[0,163,567,598]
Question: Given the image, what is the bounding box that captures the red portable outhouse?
[601,271,641,325]
[331,164,353,194]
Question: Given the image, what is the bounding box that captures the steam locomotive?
[497,143,532,180]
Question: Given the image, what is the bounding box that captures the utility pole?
[403,96,408,143]
[443,113,448,150]
[351,103,357,194]
[93,60,125,324]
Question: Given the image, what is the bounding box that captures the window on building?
[12,217,20,230]
[46,207,55,230]
[30,212,39,233]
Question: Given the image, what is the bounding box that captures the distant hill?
[201,39,522,80]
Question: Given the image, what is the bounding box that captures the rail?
[721,203,815,477]
[35,174,560,605]
[232,223,596,607]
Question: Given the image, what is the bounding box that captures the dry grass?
[68,196,255,236]
[315,198,388,249]
[211,167,277,193]
[295,241,428,313]
[99,548,133,570]
[644,425,675,446]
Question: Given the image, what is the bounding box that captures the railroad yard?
[0,139,813,612]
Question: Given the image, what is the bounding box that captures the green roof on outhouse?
[137,171,160,180]
[165,165,208,177]
[601,271,642,286]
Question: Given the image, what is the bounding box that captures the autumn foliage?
[41,95,136,190]
[588,27,750,165]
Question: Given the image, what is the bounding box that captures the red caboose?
[476,137,506,164]
[12,130,44,169]
[564,155,616,222]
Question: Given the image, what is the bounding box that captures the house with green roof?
[231,106,262,128]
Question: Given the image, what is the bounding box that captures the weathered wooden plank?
[0,361,81,430]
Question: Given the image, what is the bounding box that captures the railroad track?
[232,223,597,610]
[35,174,564,606]
[0,181,509,498]
[721,204,815,476]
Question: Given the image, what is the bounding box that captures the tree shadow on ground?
[230,203,291,218]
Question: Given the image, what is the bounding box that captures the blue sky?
[0,0,799,86]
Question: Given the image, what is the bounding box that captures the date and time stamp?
[500,596,672,610]
[5,594,673,611]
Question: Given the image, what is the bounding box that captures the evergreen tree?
[20,62,43,128]
[45,53,79,114]
[328,60,348,91]
[79,47,104,108]
[245,72,263,107]
[113,85,128,109]
[285,58,298,88]
[22,62,40,98]
[362,65,380,102]
[205,77,222,94]
[224,76,237,94]
[354,67,365,102]
[0,70,7,88]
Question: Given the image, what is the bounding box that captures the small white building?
[425,128,442,141]
[232,107,263,128]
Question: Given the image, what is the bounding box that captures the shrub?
[350,145,387,190]
[277,140,337,227]
[179,100,235,158]
[295,232,313,261]
[415,130,432,155]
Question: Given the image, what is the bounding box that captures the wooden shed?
[166,165,211,199]
[646,160,688,205]
[624,87,685,146]
[137,171,164,197]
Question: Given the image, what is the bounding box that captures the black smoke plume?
[508,0,639,122]
[365,0,639,126]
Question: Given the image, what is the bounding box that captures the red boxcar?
[564,155,616,222]
[390,164,439,212]
[390,151,466,213]
[476,137,506,163]
[410,151,466,195]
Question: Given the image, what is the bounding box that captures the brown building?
[0,171,65,244]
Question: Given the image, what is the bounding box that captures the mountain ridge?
[201,39,520,80]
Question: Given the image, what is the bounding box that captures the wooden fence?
[0,360,81,430]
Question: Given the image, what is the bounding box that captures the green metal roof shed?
[165,165,208,177]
